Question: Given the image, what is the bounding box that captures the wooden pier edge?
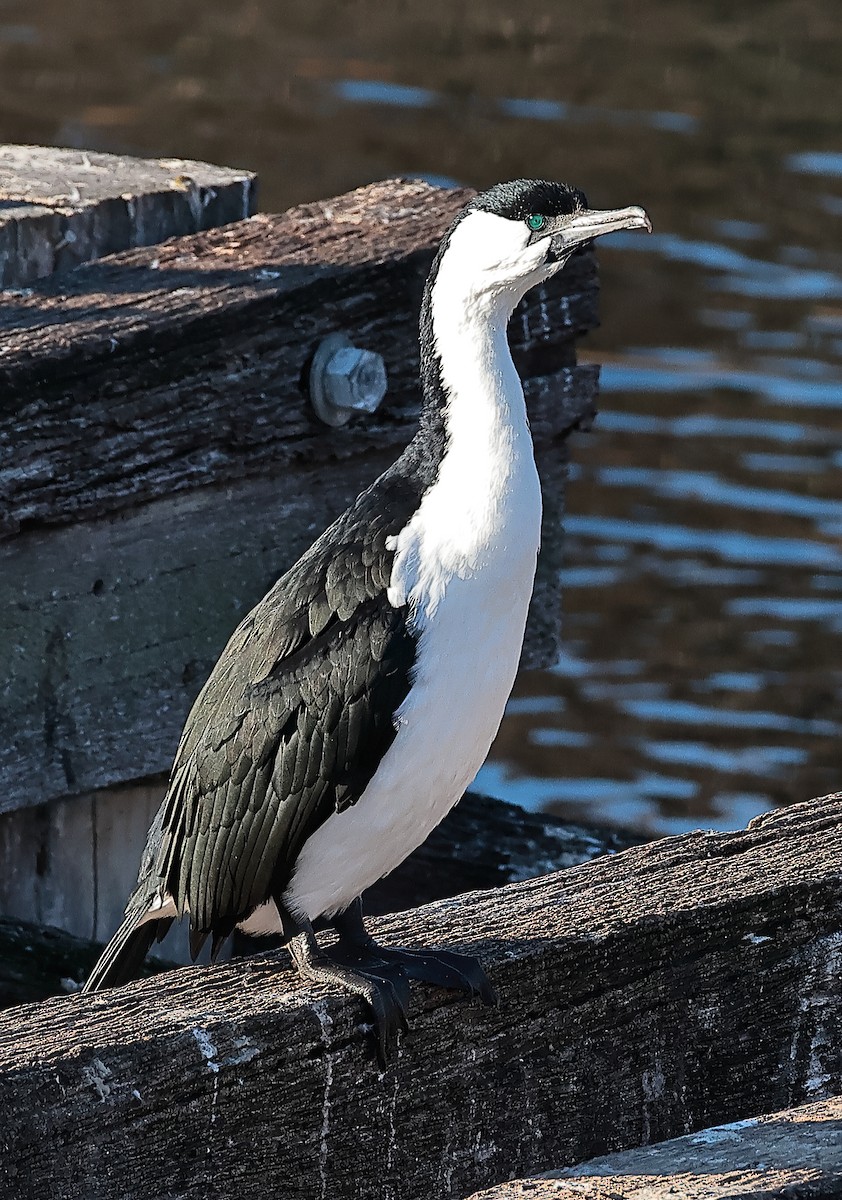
[1,793,841,1200]
[0,144,257,288]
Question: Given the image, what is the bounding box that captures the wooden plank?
[1,794,840,1200]
[91,783,169,944]
[0,793,643,988]
[0,178,598,814]
[0,144,257,288]
[0,179,597,535]
[0,396,588,815]
[0,794,95,936]
[468,1096,842,1199]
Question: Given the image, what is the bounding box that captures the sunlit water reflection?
[1,1,839,833]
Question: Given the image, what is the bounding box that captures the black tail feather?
[82,913,173,994]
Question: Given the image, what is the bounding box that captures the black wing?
[129,469,421,949]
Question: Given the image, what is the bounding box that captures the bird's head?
[433,179,651,316]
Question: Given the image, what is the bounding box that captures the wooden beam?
[468,1096,842,1198]
[0,178,596,534]
[0,144,256,288]
[1,795,840,1200]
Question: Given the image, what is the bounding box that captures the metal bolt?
[310,333,388,427]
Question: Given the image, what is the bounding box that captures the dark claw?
[287,925,408,1064]
[356,972,407,1067]
[328,941,413,1013]
[289,902,497,1064]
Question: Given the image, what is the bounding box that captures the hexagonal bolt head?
[310,333,389,427]
[323,345,387,416]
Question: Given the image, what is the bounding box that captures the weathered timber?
[1,794,840,1200]
[0,791,642,974]
[0,178,596,534]
[468,1096,842,1199]
[0,144,257,288]
[1,178,598,816]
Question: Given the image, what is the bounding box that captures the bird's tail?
[82,911,173,994]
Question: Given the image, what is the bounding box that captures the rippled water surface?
[1,1,839,832]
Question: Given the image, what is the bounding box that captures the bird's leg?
[331,897,498,1006]
[279,905,408,1066]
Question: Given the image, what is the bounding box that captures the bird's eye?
[527,214,546,232]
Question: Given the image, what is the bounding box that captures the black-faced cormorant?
[84,180,651,1061]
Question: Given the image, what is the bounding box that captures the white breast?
[285,479,540,921]
[285,243,543,922]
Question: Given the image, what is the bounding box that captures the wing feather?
[125,469,422,949]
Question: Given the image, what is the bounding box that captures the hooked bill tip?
[624,206,653,233]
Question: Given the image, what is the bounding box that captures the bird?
[83,179,651,1061]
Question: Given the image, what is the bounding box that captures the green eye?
[527,213,546,232]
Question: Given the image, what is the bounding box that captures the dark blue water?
[2,0,840,833]
[478,192,842,830]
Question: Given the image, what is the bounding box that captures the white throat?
[390,220,543,618]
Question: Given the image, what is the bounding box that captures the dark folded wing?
[130,471,421,941]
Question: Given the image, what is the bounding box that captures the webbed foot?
[287,924,408,1066]
[332,898,498,1007]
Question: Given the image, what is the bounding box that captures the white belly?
[285,456,542,921]
[285,561,537,920]
[286,263,544,923]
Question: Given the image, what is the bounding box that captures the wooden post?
[0,144,256,288]
[1,795,840,1200]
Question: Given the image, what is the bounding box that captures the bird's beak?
[548,205,652,260]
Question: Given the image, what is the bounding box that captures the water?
[1,1,840,834]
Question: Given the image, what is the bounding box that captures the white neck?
[388,244,542,618]
[429,244,537,536]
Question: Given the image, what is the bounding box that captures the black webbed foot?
[332,898,498,1008]
[327,937,413,1013]
[282,899,496,1065]
[287,925,408,1066]
[366,943,498,1007]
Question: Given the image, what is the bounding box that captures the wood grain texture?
[1,794,840,1200]
[0,144,256,288]
[0,178,597,535]
[467,1096,842,1199]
